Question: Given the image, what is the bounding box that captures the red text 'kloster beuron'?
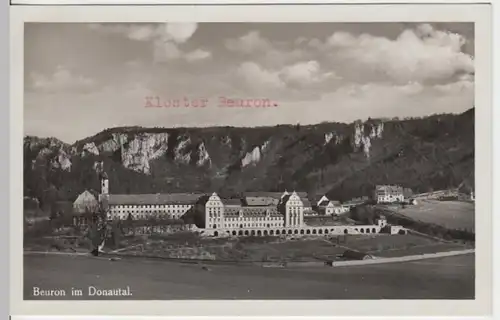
[144,96,279,108]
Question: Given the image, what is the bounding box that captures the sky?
[24,22,475,143]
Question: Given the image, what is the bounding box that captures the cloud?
[237,61,285,90]
[125,59,143,68]
[398,82,424,95]
[225,31,272,54]
[163,23,198,44]
[89,23,204,63]
[225,31,309,68]
[185,49,212,62]
[88,24,157,41]
[433,76,474,94]
[127,25,157,41]
[154,41,182,62]
[281,60,339,85]
[234,59,338,96]
[30,66,95,92]
[324,24,474,83]
[151,23,206,63]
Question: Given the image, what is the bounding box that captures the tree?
[126,212,133,223]
[349,204,375,224]
[109,221,122,249]
[125,213,135,236]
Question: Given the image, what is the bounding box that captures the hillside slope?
[23,108,474,210]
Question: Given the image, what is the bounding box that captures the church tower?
[100,171,109,196]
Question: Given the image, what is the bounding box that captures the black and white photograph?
[21,19,480,302]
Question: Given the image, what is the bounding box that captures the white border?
[10,3,493,317]
[8,0,495,6]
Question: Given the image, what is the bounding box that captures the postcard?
[10,2,492,317]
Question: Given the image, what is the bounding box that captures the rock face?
[120,133,170,174]
[241,140,269,168]
[353,122,384,158]
[23,108,474,204]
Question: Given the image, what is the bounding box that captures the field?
[396,200,475,231]
[104,232,471,262]
[340,234,472,257]
[107,235,347,262]
[23,252,475,300]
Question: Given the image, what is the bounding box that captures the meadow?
[397,200,475,232]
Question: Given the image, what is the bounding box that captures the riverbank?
[24,252,475,300]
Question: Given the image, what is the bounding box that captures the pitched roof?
[281,194,291,204]
[244,191,308,199]
[301,198,312,207]
[73,190,98,204]
[318,199,330,207]
[73,191,100,215]
[244,196,279,206]
[120,219,185,227]
[295,192,308,198]
[220,198,243,206]
[107,193,205,205]
[312,194,329,203]
[375,185,403,194]
[244,192,283,199]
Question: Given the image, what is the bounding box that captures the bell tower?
[100,171,109,196]
[97,161,109,203]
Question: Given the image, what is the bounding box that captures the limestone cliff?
[23,108,474,204]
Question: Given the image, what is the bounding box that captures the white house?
[73,190,99,214]
[325,201,350,215]
[316,195,329,206]
[99,173,203,220]
[374,185,405,203]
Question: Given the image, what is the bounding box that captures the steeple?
[100,171,109,195]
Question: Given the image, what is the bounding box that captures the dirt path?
[331,249,474,267]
